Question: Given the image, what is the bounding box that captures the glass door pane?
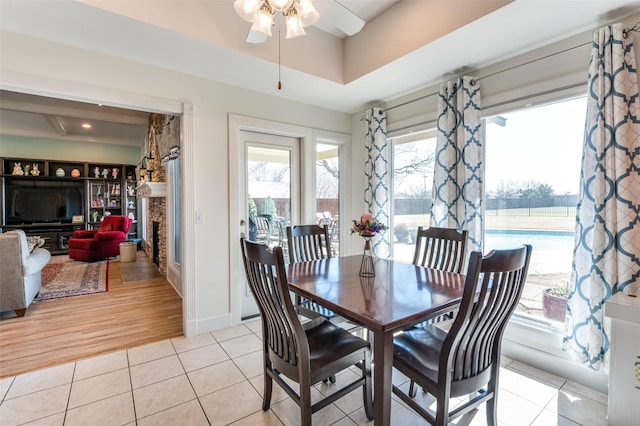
[247,145,291,251]
[240,130,299,320]
[316,143,340,256]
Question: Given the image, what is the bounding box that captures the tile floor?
[0,319,608,426]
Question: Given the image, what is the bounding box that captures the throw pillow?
[26,235,45,253]
[101,223,113,231]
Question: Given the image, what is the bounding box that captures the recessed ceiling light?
[82,123,92,129]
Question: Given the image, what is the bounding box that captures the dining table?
[287,254,467,426]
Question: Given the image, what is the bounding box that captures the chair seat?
[306,319,369,373]
[393,326,447,387]
[67,237,97,250]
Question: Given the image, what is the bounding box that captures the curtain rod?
[373,40,593,117]
[387,80,587,134]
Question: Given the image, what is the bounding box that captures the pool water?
[485,229,575,274]
[485,229,574,251]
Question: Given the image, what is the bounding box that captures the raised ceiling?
[1,0,639,146]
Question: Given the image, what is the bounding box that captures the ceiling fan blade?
[313,0,365,37]
[246,28,269,44]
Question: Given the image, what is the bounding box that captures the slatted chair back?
[445,245,531,395]
[286,224,332,263]
[286,224,343,324]
[241,239,305,377]
[412,226,468,274]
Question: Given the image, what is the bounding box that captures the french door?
[238,130,300,319]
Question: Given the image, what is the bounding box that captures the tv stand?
[1,156,139,253]
[2,224,83,255]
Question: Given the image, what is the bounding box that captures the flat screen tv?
[3,178,84,225]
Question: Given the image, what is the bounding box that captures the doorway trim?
[229,113,313,325]
[0,70,196,337]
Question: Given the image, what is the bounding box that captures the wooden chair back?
[241,238,307,377]
[444,244,532,396]
[412,226,468,274]
[287,224,332,263]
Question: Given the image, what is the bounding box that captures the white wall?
[0,29,351,335]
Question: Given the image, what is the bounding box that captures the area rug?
[35,256,109,301]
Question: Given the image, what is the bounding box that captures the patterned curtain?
[563,23,640,371]
[364,108,391,258]
[431,76,484,254]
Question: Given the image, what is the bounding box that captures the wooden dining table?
[287,254,467,426]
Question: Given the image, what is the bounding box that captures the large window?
[484,96,586,322]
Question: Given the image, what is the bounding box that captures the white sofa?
[0,230,51,317]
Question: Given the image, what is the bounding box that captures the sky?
[484,96,587,195]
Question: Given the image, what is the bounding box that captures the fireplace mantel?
[137,182,167,198]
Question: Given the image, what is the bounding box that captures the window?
[316,143,340,256]
[391,131,437,263]
[484,96,586,322]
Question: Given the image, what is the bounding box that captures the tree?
[519,182,554,199]
[316,158,339,198]
[248,194,257,217]
[262,196,277,218]
[489,180,555,199]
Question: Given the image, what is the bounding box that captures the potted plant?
[542,282,569,322]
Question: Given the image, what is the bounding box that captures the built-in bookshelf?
[1,157,138,254]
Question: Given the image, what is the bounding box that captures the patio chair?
[392,245,532,426]
[240,238,374,426]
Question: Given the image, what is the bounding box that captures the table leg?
[373,329,393,426]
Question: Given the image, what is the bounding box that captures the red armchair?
[68,215,132,262]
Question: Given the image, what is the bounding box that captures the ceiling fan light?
[297,0,319,26]
[251,5,274,36]
[285,12,306,39]
[234,0,261,22]
[268,0,294,11]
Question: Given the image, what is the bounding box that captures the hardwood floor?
[0,252,183,378]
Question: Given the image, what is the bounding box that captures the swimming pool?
[485,229,574,251]
[485,229,575,274]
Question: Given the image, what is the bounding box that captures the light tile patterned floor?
[0,319,608,425]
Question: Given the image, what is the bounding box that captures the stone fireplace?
[137,113,177,276]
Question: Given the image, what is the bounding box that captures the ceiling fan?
[235,0,365,44]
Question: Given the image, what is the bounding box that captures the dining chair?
[392,244,532,426]
[286,224,345,324]
[240,238,374,426]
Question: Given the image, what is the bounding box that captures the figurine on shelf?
[23,164,31,176]
[112,167,119,179]
[102,168,109,178]
[12,162,24,176]
[127,184,135,196]
[94,166,100,178]
[31,164,40,176]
